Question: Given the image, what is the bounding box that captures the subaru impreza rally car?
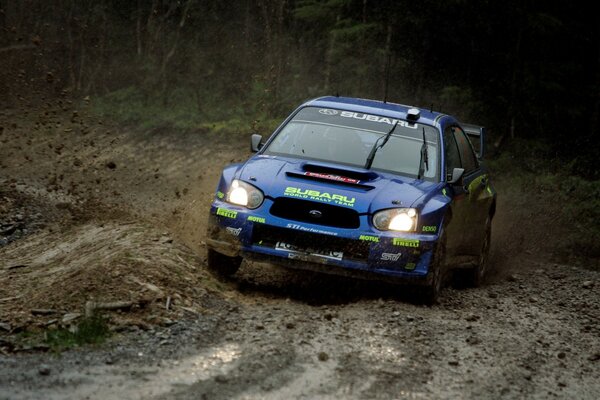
[206,96,496,303]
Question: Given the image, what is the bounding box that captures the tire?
[207,248,242,277]
[422,232,447,305]
[469,217,491,287]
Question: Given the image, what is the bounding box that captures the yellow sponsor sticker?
[216,207,237,219]
[359,235,379,242]
[392,238,420,248]
[247,215,266,223]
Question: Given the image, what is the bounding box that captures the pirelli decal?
[392,238,420,248]
[216,207,237,219]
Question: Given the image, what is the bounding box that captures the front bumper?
[206,201,441,284]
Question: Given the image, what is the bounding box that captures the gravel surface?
[0,104,598,399]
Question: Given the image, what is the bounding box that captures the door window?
[453,126,478,172]
[443,127,461,179]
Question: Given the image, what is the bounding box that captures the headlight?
[372,208,418,232]
[227,179,264,209]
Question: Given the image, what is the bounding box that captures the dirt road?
[0,104,598,399]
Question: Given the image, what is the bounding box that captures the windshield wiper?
[417,127,429,179]
[364,121,399,169]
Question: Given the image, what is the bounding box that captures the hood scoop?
[286,162,377,190]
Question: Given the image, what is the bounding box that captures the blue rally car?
[206,96,496,303]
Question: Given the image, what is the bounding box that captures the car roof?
[304,96,451,128]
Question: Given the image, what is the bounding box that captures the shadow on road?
[221,262,431,306]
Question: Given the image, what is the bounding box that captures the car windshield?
[263,106,439,181]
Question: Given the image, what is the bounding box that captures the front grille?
[269,197,360,229]
[252,224,369,262]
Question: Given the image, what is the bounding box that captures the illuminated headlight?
[372,208,418,232]
[227,180,264,209]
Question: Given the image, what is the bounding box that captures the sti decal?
[381,252,401,261]
[284,187,356,207]
[286,223,338,236]
[226,227,242,236]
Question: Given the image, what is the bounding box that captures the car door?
[452,125,491,254]
[442,126,469,257]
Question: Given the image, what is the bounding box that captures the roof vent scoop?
[406,108,421,121]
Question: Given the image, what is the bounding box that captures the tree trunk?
[507,9,524,139]
[65,0,77,90]
[590,41,600,137]
[136,0,143,57]
[159,0,193,106]
[381,23,392,102]
[324,15,340,93]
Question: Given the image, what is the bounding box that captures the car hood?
[237,155,438,213]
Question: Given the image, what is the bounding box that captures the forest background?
[0,0,598,180]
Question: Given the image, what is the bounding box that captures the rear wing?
[461,123,486,159]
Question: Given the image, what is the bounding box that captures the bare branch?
[0,44,36,53]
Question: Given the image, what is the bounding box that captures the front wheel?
[421,232,447,305]
[207,248,242,277]
[469,217,491,287]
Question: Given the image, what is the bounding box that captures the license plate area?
[252,225,369,263]
[275,241,343,261]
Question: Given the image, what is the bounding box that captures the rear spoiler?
[461,123,486,159]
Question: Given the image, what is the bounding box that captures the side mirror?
[449,167,465,185]
[250,134,263,152]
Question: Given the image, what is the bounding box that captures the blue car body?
[206,96,496,296]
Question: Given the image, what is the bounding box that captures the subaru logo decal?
[318,109,338,115]
[308,210,323,218]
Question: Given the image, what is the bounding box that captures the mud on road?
[0,104,598,399]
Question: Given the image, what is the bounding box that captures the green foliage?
[93,85,282,135]
[293,0,350,22]
[557,176,600,253]
[488,139,600,262]
[44,316,110,351]
[439,86,481,121]
[533,174,600,260]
